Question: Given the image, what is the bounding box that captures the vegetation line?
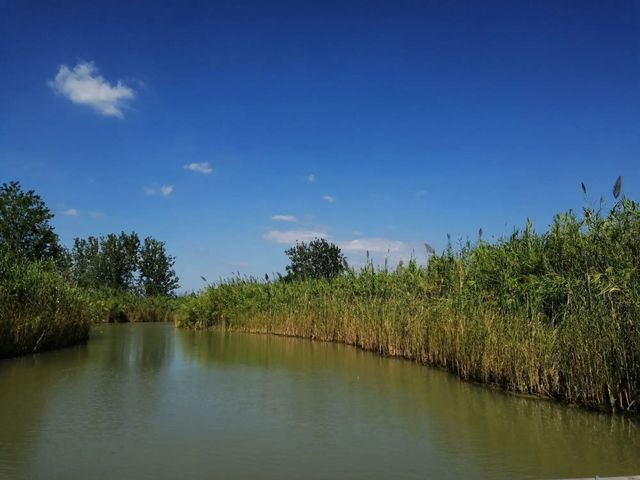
[178,180,640,414]
[0,181,181,358]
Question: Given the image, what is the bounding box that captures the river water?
[0,323,638,479]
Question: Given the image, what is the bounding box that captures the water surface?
[0,323,638,479]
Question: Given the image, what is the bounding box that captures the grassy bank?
[89,290,181,323]
[0,255,95,358]
[178,199,640,413]
[0,253,180,358]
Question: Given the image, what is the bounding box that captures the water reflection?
[175,329,640,479]
[0,324,176,480]
[0,344,91,478]
[0,324,638,480]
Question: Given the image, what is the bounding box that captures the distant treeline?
[0,180,180,357]
[0,180,179,296]
[69,232,179,296]
[178,178,640,414]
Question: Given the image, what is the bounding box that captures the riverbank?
[91,291,181,324]
[0,253,180,358]
[177,199,640,413]
[0,256,93,358]
[3,323,638,479]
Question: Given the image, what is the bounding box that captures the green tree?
[70,232,140,291]
[100,232,140,291]
[285,238,347,281]
[0,181,62,261]
[139,237,179,296]
[70,236,101,288]
[70,232,179,295]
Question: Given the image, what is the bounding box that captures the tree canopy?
[70,232,179,296]
[285,238,347,281]
[0,179,180,296]
[0,181,62,261]
[139,237,180,296]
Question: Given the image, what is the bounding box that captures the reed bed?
[0,255,95,358]
[89,290,181,323]
[178,199,640,413]
[0,255,181,358]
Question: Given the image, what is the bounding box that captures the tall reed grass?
[90,289,181,323]
[0,254,95,358]
[178,198,640,413]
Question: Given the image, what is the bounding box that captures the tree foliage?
[139,237,180,296]
[285,238,347,281]
[70,232,179,296]
[71,232,140,290]
[101,232,140,291]
[0,181,62,261]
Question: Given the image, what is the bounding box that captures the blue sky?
[1,1,639,291]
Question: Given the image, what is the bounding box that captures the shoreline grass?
[0,254,181,359]
[90,290,181,324]
[177,198,640,413]
[0,256,94,358]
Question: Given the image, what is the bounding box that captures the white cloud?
[144,185,174,198]
[60,208,78,216]
[339,237,406,254]
[263,229,328,244]
[322,195,335,203]
[307,174,316,183]
[261,228,430,269]
[160,185,174,197]
[339,237,430,269]
[270,215,297,222]
[184,162,212,174]
[48,62,135,118]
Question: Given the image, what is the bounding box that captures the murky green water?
[0,323,638,479]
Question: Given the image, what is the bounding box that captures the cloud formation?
[60,208,78,216]
[262,228,429,268]
[306,174,316,183]
[144,185,174,198]
[263,229,328,244]
[270,215,297,222]
[322,195,335,203]
[184,162,212,174]
[49,62,135,118]
[339,237,406,253]
[339,237,428,268]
